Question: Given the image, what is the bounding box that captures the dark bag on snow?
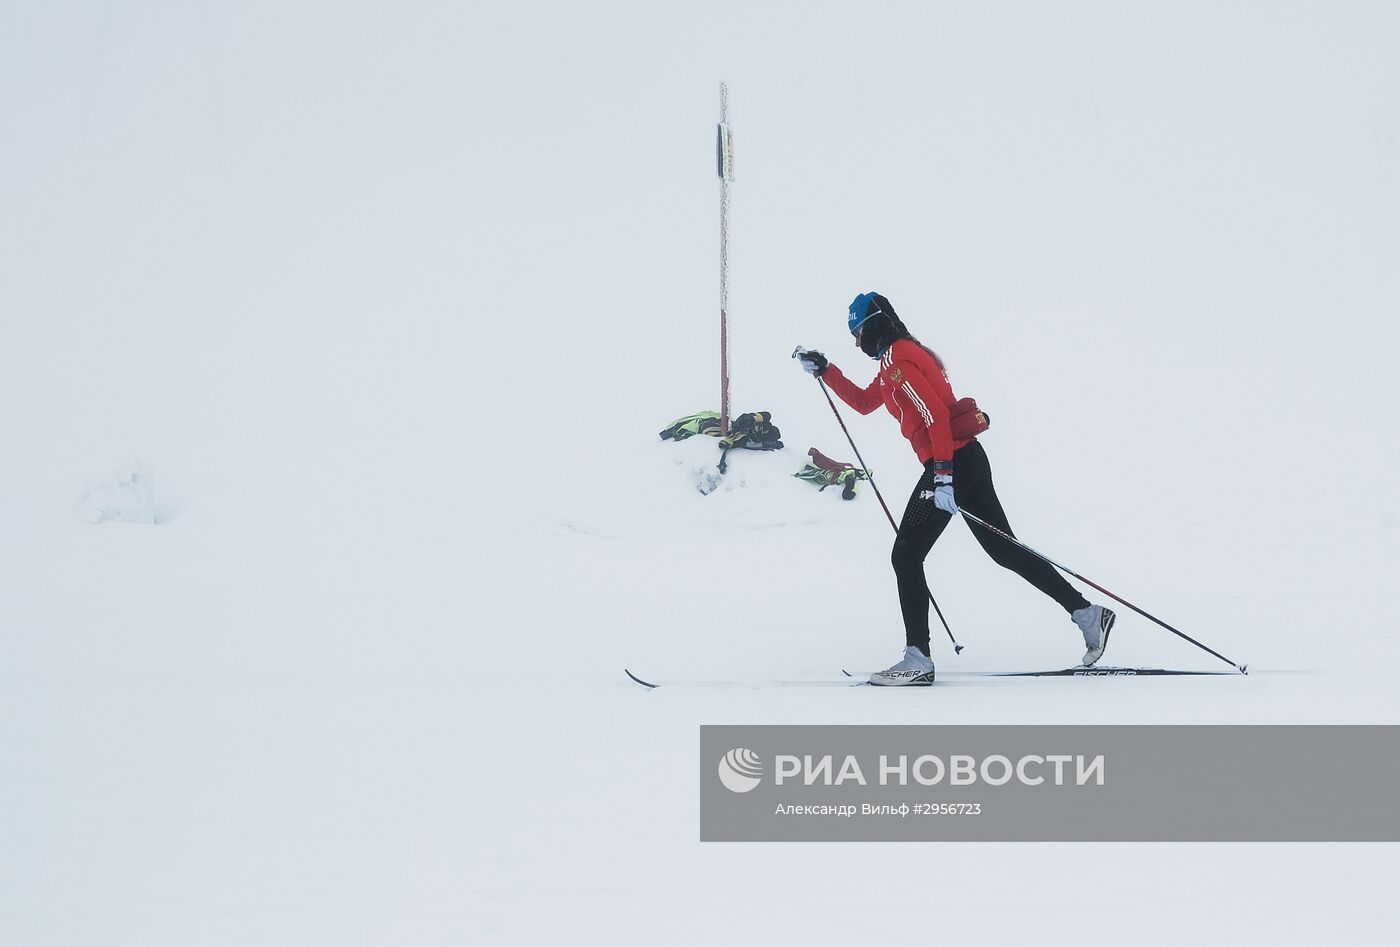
[720,411,783,451]
[716,411,784,473]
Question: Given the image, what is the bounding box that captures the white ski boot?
[869,646,936,686]
[1073,604,1116,666]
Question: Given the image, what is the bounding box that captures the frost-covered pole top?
[717,83,735,183]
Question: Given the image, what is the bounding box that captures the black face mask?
[858,311,894,358]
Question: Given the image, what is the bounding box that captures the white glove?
[932,482,958,515]
[931,461,958,514]
[796,349,828,376]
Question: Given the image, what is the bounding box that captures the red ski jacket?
[822,339,972,466]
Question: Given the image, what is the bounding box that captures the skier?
[796,292,1115,686]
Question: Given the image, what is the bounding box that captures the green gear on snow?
[658,411,723,441]
[793,462,869,500]
[659,411,783,450]
[660,410,785,479]
[658,409,784,481]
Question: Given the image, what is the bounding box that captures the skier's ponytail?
[907,336,947,377]
[868,293,947,377]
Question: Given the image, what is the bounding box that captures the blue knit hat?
[848,292,879,333]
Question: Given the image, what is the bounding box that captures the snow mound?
[662,434,793,495]
[553,433,876,538]
[77,461,159,525]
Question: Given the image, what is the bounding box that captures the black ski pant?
[892,440,1090,654]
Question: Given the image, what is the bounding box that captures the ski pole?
[793,347,964,654]
[958,508,1248,674]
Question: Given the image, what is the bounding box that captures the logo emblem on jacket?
[888,367,904,384]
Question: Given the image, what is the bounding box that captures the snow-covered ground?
[3,3,1398,944]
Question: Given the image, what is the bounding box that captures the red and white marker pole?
[717,82,735,435]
